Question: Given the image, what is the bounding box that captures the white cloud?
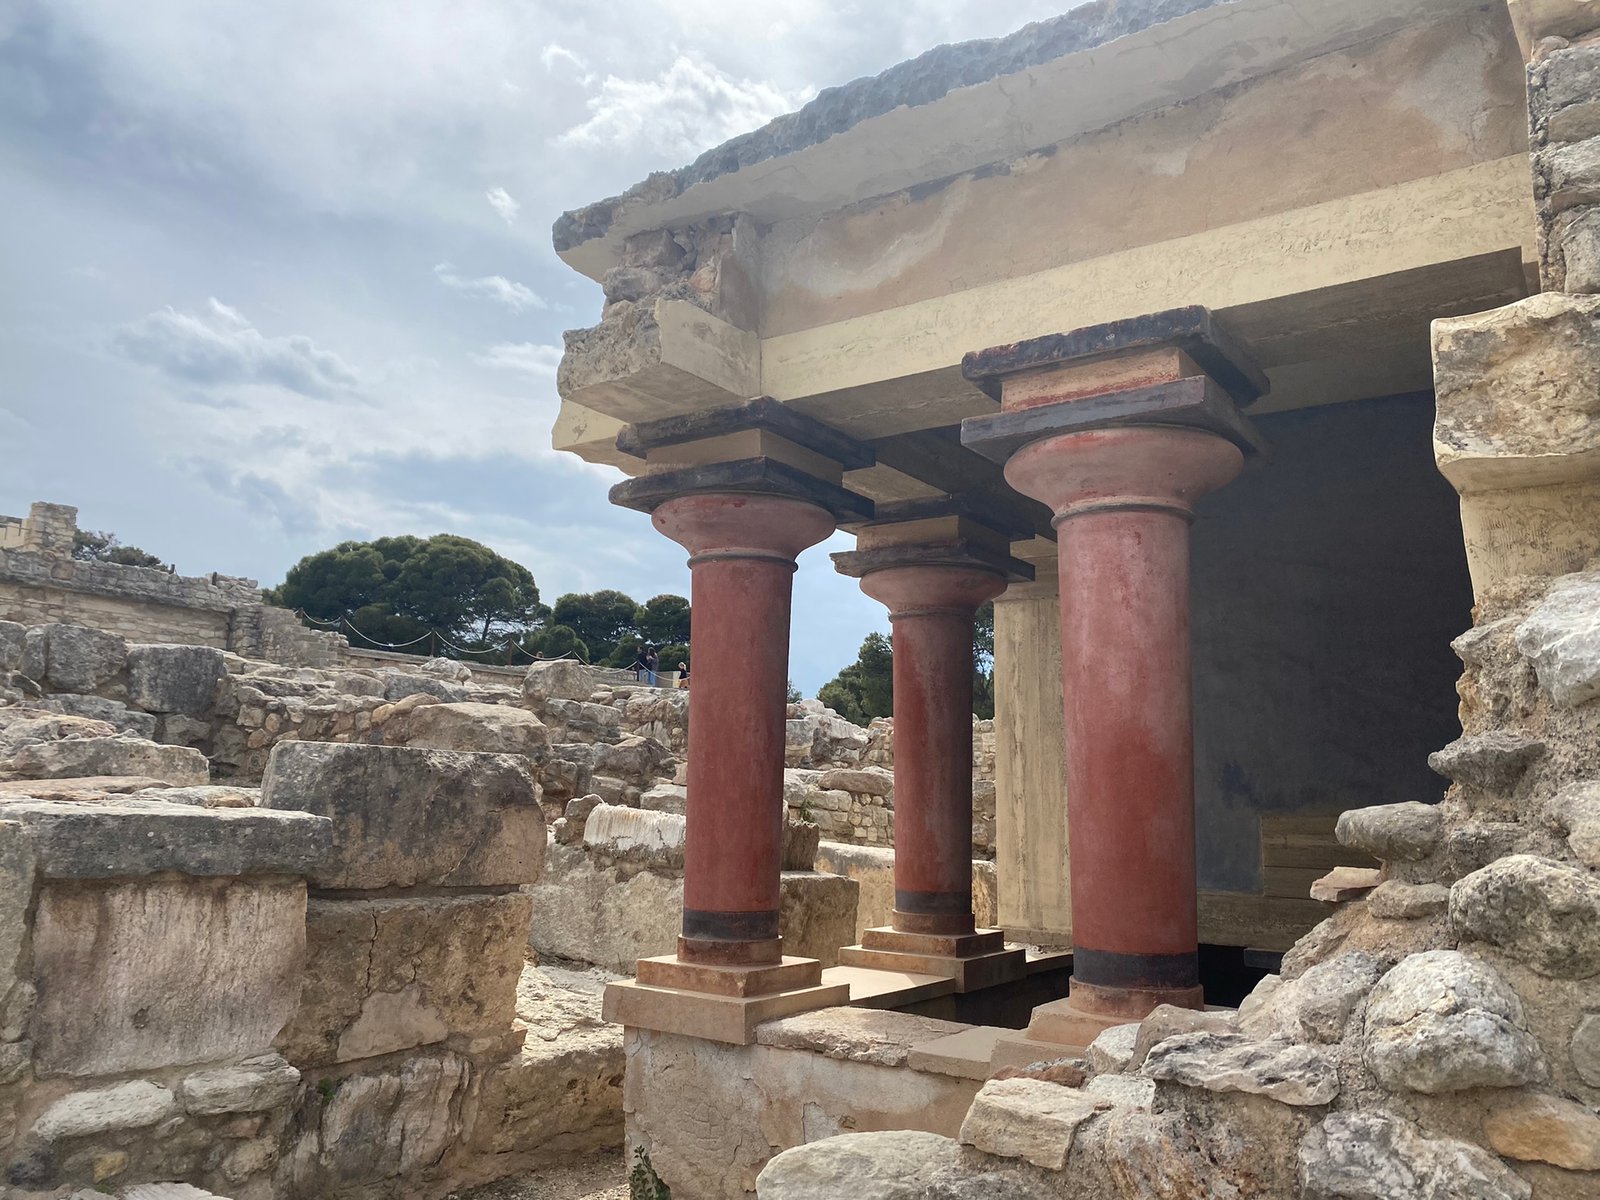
[473,342,563,375]
[112,299,360,397]
[553,54,813,157]
[485,186,520,225]
[541,43,586,73]
[432,262,546,311]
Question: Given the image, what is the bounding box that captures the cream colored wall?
[757,8,1528,340]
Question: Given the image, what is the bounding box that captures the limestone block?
[1366,881,1451,920]
[782,820,820,870]
[1432,294,1600,492]
[1451,854,1600,978]
[1140,1032,1339,1105]
[0,620,22,672]
[1335,803,1441,862]
[0,799,329,879]
[1543,134,1600,215]
[179,1052,300,1115]
[526,846,681,971]
[522,658,596,704]
[1127,1004,1236,1071]
[1483,1091,1600,1171]
[1298,1110,1531,1200]
[380,673,467,703]
[37,624,126,694]
[1086,1023,1140,1075]
[1544,780,1600,867]
[1573,1012,1600,1086]
[41,694,158,739]
[286,1051,469,1194]
[261,741,545,889]
[1364,950,1545,1093]
[1557,207,1600,292]
[1537,43,1600,142]
[30,1080,178,1142]
[541,698,621,742]
[958,1077,1103,1171]
[280,891,530,1067]
[1515,571,1600,707]
[1427,732,1545,794]
[591,734,672,784]
[0,704,117,759]
[125,644,227,715]
[1084,1073,1155,1110]
[2,735,209,785]
[778,870,857,968]
[582,803,684,865]
[1238,952,1384,1044]
[817,768,892,797]
[640,782,687,814]
[755,1131,966,1200]
[32,876,306,1077]
[376,700,549,756]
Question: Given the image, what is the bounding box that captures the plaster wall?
[758,8,1527,339]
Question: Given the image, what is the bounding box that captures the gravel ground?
[449,1152,628,1200]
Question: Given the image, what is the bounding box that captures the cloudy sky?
[0,0,1067,694]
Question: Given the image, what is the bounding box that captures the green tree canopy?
[816,601,998,722]
[72,529,164,569]
[550,590,652,664]
[635,594,692,647]
[270,534,541,652]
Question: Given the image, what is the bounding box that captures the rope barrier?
[293,609,610,666]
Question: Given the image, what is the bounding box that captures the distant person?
[630,642,646,682]
[676,661,690,690]
[643,645,659,687]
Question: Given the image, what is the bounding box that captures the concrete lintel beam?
[558,299,760,425]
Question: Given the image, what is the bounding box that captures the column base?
[605,955,848,1045]
[837,928,1027,992]
[1020,978,1206,1049]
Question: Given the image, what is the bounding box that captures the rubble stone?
[1127,1003,1236,1071]
[1545,781,1600,867]
[1238,952,1384,1044]
[179,1053,301,1115]
[1335,803,1442,861]
[1086,1023,1140,1075]
[37,625,127,694]
[1141,1031,1339,1105]
[1427,732,1546,794]
[376,700,549,756]
[1450,854,1600,978]
[1364,950,1545,1093]
[261,741,544,889]
[1298,1110,1532,1200]
[1572,1012,1600,1087]
[1366,881,1451,920]
[1516,571,1600,707]
[756,1131,966,1200]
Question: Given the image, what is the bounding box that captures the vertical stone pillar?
[962,308,1265,1042]
[598,398,874,1044]
[832,508,1031,989]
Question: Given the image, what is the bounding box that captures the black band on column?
[895,888,974,915]
[682,908,780,942]
[1072,947,1200,990]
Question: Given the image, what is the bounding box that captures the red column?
[652,492,836,967]
[1005,426,1242,1018]
[860,565,1006,936]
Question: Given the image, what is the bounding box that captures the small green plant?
[797,801,814,824]
[316,1078,337,1102]
[630,1146,671,1200]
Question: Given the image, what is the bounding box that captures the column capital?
[1004,425,1244,523]
[652,492,836,563]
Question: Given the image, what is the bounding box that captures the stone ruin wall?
[0,504,345,671]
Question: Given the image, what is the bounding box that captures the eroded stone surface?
[376,699,549,757]
[1450,854,1600,978]
[756,1131,966,1200]
[126,644,227,715]
[261,741,544,889]
[32,876,306,1077]
[1336,803,1442,862]
[2,735,209,786]
[1545,781,1600,867]
[179,1053,300,1115]
[758,1008,966,1068]
[1238,952,1384,1044]
[1141,1031,1339,1106]
[1364,950,1545,1093]
[1367,881,1451,920]
[1427,732,1546,795]
[1299,1110,1532,1200]
[958,1077,1104,1170]
[1086,1023,1140,1076]
[1516,571,1600,707]
[1482,1091,1600,1170]
[31,1080,179,1142]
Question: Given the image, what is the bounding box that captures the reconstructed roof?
[552,0,1494,279]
